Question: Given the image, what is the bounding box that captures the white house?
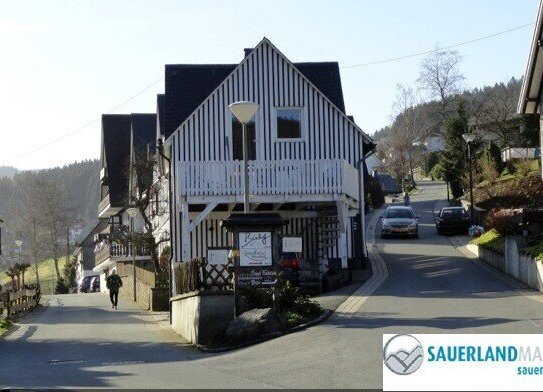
[161,38,374,292]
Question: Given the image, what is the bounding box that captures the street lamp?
[0,219,3,256]
[15,240,23,265]
[228,101,259,214]
[462,132,477,224]
[126,208,138,302]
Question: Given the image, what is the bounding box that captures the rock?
[225,308,280,343]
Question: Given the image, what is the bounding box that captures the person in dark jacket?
[106,270,123,309]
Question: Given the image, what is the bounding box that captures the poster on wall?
[282,236,302,253]
[239,231,272,267]
[207,248,230,265]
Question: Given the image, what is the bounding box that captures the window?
[232,116,256,160]
[276,108,302,139]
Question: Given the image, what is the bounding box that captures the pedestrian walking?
[403,192,410,206]
[106,270,123,309]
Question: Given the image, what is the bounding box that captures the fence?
[0,285,40,319]
[175,258,233,295]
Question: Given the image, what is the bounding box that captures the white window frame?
[273,106,305,143]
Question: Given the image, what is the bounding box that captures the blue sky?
[0,0,539,169]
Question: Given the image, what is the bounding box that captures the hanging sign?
[207,248,230,265]
[239,231,272,267]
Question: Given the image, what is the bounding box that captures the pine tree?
[440,102,469,199]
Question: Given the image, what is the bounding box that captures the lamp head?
[228,101,259,124]
[462,133,476,144]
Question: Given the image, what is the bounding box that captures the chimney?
[244,48,254,58]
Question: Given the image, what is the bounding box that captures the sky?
[0,0,539,170]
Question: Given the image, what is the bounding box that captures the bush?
[484,209,521,236]
[474,174,543,210]
[54,278,69,294]
[516,161,536,177]
[429,163,445,180]
[368,176,385,209]
[421,152,441,176]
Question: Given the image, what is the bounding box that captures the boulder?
[225,307,280,343]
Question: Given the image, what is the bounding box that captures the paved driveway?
[2,181,543,389]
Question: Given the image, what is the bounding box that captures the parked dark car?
[380,206,420,239]
[78,276,95,293]
[436,207,471,235]
[90,276,100,292]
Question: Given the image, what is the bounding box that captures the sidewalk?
[312,205,381,312]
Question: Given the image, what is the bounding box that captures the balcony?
[177,159,359,205]
[94,241,151,271]
[98,193,123,218]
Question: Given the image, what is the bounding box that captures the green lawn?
[470,229,505,254]
[0,319,12,336]
[1,257,68,288]
[525,242,543,261]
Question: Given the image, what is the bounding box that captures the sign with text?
[282,236,302,253]
[234,267,278,288]
[207,248,229,265]
[239,231,272,267]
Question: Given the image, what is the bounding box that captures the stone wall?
[116,261,168,311]
[171,291,234,345]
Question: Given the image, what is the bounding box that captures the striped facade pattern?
[186,215,357,263]
[169,39,367,263]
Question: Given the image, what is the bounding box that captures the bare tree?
[417,45,465,123]
[128,150,170,273]
[36,178,70,280]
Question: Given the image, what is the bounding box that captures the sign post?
[221,213,288,317]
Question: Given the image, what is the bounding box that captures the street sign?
[239,231,272,267]
[234,267,279,288]
[282,236,302,253]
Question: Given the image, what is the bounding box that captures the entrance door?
[232,117,256,160]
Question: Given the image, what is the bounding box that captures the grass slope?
[1,257,68,294]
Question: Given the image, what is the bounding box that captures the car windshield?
[441,209,467,218]
[385,208,414,219]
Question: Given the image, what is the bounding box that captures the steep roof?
[131,113,157,191]
[157,94,165,137]
[163,59,348,139]
[519,1,543,114]
[102,114,132,207]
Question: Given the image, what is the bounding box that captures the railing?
[95,241,151,266]
[178,159,359,199]
[0,285,40,319]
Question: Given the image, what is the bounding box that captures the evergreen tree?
[440,102,469,199]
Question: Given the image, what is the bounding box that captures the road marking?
[48,359,84,365]
[335,206,389,314]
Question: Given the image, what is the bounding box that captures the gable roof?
[163,55,350,139]
[519,2,543,114]
[165,37,372,145]
[130,113,157,191]
[102,114,132,207]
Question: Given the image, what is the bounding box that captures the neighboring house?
[162,38,374,291]
[421,136,444,152]
[374,173,401,195]
[73,219,108,288]
[94,113,156,292]
[518,0,543,179]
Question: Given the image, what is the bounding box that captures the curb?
[196,309,333,353]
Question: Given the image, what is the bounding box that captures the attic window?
[276,108,302,140]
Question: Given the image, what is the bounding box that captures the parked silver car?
[380,206,420,239]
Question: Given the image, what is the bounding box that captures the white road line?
[335,206,389,314]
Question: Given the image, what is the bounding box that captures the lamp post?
[15,240,23,265]
[0,219,3,256]
[462,132,476,224]
[228,101,259,214]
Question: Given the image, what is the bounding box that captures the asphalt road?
[2,181,543,389]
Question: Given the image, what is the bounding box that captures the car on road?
[436,207,471,235]
[89,276,100,292]
[380,205,420,239]
[78,275,96,293]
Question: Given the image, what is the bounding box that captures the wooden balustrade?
[0,286,40,319]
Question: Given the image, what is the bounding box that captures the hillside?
[0,166,19,178]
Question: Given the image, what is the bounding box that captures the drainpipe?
[157,138,174,325]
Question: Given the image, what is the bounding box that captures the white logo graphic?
[383,334,424,375]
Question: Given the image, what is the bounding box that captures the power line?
[0,75,164,165]
[341,22,535,69]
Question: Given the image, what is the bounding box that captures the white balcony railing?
[177,159,359,200]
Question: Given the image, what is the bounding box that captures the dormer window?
[276,108,303,140]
